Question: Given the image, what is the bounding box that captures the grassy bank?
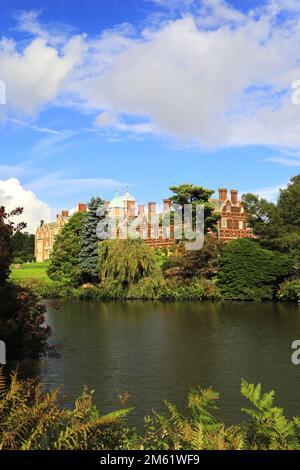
[10,261,53,284]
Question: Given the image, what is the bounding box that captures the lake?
[19,301,300,427]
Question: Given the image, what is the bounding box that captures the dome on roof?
[122,187,136,202]
[109,191,125,209]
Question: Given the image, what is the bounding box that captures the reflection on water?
[14,301,300,426]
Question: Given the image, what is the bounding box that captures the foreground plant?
[0,371,132,450]
[1,371,300,450]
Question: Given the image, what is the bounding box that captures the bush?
[277,279,300,302]
[0,206,51,360]
[159,278,221,301]
[218,239,293,300]
[0,284,51,359]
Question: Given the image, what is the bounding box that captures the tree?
[218,239,292,300]
[47,211,85,286]
[164,235,223,280]
[242,175,300,257]
[169,184,220,233]
[241,193,279,241]
[79,197,106,283]
[277,175,300,230]
[0,206,50,359]
[11,231,35,262]
[0,206,25,284]
[98,239,161,288]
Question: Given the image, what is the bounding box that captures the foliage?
[79,197,106,283]
[242,193,278,242]
[47,212,85,286]
[0,371,131,450]
[11,231,35,263]
[0,206,25,285]
[1,374,300,450]
[0,285,51,359]
[164,236,223,280]
[139,380,300,450]
[242,175,300,259]
[240,380,300,450]
[277,279,300,302]
[277,175,300,232]
[98,239,162,288]
[0,207,51,359]
[159,278,221,301]
[169,184,220,233]
[218,239,292,300]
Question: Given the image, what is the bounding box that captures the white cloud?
[9,117,62,134]
[3,2,300,153]
[66,2,300,149]
[0,33,85,114]
[28,174,129,197]
[0,178,55,233]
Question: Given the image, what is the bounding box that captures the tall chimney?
[163,199,171,213]
[61,210,69,217]
[231,190,238,205]
[218,188,228,202]
[138,204,145,216]
[148,202,156,215]
[77,203,87,213]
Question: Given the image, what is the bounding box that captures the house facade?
[34,188,253,262]
[34,203,87,262]
[211,188,253,241]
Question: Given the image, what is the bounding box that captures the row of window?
[221,219,248,230]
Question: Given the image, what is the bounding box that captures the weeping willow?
[98,239,161,287]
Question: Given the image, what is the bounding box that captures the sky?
[1,0,300,232]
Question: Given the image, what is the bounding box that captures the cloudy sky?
[1,0,300,232]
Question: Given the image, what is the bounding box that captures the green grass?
[10,261,53,284]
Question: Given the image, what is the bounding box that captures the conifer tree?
[79,197,106,283]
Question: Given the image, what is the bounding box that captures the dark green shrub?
[218,239,292,300]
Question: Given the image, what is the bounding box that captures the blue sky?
[1,0,300,231]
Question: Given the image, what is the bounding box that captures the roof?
[109,191,125,209]
[122,187,136,202]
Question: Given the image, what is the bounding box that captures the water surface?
[20,301,300,426]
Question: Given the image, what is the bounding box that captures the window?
[239,220,244,230]
[221,219,227,228]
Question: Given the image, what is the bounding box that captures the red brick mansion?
[35,188,253,262]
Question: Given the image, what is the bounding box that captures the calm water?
[19,301,300,426]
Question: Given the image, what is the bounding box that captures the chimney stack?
[77,203,87,213]
[61,210,69,218]
[163,199,172,213]
[138,204,145,216]
[231,190,238,205]
[218,188,228,202]
[148,202,157,215]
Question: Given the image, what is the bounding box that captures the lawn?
[10,261,53,284]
